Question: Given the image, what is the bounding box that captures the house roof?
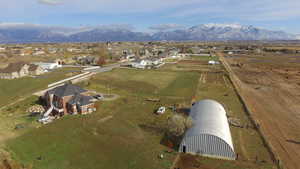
[28,64,40,71]
[48,84,87,97]
[67,93,93,106]
[0,62,28,73]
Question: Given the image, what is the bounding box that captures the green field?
[4,60,275,169]
[6,68,200,169]
[190,55,218,61]
[0,68,81,108]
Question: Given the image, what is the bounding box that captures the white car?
[156,107,166,114]
[38,116,54,124]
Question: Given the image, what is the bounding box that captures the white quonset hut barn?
[179,99,236,160]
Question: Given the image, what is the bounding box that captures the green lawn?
[6,68,200,169]
[84,69,199,100]
[189,55,219,61]
[0,68,81,108]
[159,72,199,98]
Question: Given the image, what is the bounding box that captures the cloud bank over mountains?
[149,24,185,32]
[0,23,296,43]
[0,0,299,34]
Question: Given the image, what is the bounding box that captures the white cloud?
[0,23,44,29]
[38,0,62,6]
[169,0,300,21]
[93,24,135,31]
[51,0,205,13]
[149,24,185,31]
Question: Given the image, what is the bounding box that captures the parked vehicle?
[93,94,104,100]
[156,106,166,114]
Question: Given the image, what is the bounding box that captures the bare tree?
[96,47,109,66]
[97,56,106,66]
[167,114,193,137]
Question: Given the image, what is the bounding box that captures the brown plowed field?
[221,53,300,169]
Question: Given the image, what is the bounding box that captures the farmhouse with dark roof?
[44,83,96,116]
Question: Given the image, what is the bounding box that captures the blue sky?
[0,0,300,33]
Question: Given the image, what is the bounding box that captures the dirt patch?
[178,60,208,65]
[173,154,212,169]
[206,72,225,84]
[222,54,300,169]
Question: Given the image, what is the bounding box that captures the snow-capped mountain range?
[0,23,297,43]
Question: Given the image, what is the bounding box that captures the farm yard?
[5,68,200,169]
[1,57,276,169]
[221,53,300,169]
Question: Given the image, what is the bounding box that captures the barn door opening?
[183,145,186,153]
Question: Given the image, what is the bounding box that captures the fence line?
[219,56,284,169]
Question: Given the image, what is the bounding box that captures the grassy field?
[6,68,200,169]
[161,55,221,72]
[0,67,81,108]
[4,59,276,169]
[190,55,218,61]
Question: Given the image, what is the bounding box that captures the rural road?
[82,63,121,73]
[35,63,122,96]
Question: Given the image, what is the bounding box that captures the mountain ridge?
[0,23,296,43]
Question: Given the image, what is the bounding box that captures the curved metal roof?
[184,99,234,152]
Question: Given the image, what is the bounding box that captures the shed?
[179,99,235,160]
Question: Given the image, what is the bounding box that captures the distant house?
[208,60,220,65]
[126,54,136,61]
[190,47,204,54]
[169,49,180,57]
[33,51,45,56]
[44,84,95,116]
[67,48,82,53]
[0,47,6,52]
[131,59,148,69]
[0,62,45,79]
[28,64,44,75]
[198,53,211,57]
[0,62,30,79]
[48,48,58,54]
[74,56,96,65]
[33,62,62,70]
[131,58,162,69]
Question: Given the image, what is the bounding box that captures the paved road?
[34,63,122,96]
[83,63,121,73]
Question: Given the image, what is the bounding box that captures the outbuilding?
[179,99,236,160]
